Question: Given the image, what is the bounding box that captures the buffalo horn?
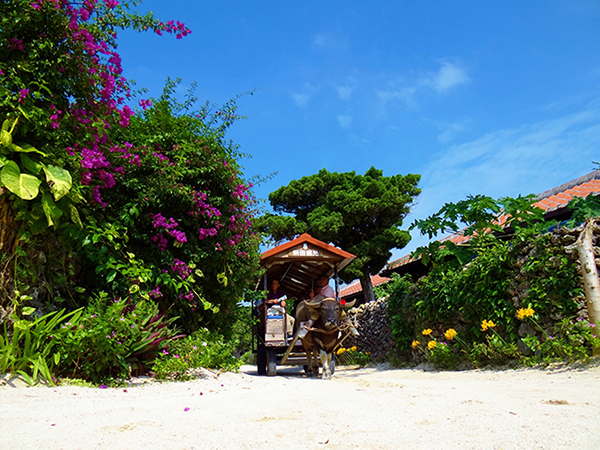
[304,299,322,309]
[343,299,356,308]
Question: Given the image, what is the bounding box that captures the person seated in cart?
[266,279,287,307]
[309,275,334,301]
[264,279,294,336]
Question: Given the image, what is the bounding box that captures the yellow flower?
[336,347,346,355]
[411,340,420,349]
[517,308,535,320]
[427,340,437,350]
[422,328,433,336]
[351,346,357,352]
[365,351,371,355]
[481,319,497,331]
[444,328,457,340]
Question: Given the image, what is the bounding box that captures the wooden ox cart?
[252,234,355,376]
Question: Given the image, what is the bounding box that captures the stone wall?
[345,297,394,362]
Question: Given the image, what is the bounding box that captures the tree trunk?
[359,274,375,304]
[0,191,20,321]
[575,218,600,356]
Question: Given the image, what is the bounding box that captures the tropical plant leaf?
[67,203,83,228]
[8,142,47,156]
[0,129,11,147]
[21,306,36,316]
[41,190,63,226]
[42,164,72,200]
[0,160,42,200]
[20,153,43,174]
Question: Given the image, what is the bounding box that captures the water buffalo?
[295,297,356,379]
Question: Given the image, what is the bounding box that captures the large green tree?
[259,167,420,303]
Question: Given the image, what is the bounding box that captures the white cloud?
[337,86,353,101]
[376,85,417,106]
[291,83,317,108]
[335,76,358,101]
[337,114,353,129]
[394,108,600,258]
[312,34,326,48]
[424,61,469,92]
[311,33,349,52]
[436,120,471,143]
[292,92,310,108]
[374,61,469,108]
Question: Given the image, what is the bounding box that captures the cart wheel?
[266,349,277,376]
[257,346,266,375]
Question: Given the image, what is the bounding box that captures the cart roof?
[260,234,356,298]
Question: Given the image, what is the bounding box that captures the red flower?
[340,299,346,306]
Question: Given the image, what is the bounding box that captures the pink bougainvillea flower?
[18,88,29,103]
[139,98,152,110]
[9,38,24,51]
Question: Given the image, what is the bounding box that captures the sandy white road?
[1,362,600,450]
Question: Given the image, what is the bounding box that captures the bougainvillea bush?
[1,0,260,386]
[0,0,191,311]
[73,80,261,333]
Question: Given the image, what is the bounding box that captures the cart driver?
[266,279,286,307]
[265,279,295,336]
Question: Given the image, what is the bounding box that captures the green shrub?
[521,318,600,365]
[428,342,460,370]
[469,335,521,367]
[54,294,180,382]
[335,346,371,367]
[152,329,242,380]
[0,307,82,385]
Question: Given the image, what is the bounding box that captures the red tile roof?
[261,233,355,261]
[339,274,391,299]
[385,170,600,272]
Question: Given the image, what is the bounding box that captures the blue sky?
[116,0,600,262]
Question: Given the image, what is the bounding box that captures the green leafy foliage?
[387,192,597,368]
[469,335,521,367]
[566,194,600,227]
[410,194,546,268]
[428,342,461,370]
[54,295,181,382]
[520,318,600,364]
[152,328,242,380]
[335,345,371,367]
[0,308,82,385]
[1,2,260,383]
[0,0,190,310]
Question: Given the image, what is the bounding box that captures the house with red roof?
[339,274,391,303]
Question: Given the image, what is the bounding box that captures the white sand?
[1,362,600,450]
